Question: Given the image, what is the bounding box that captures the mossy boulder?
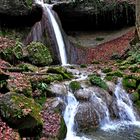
[0,93,43,136]
[31,74,63,85]
[26,42,52,66]
[7,73,32,97]
[0,39,23,64]
[47,66,73,79]
[69,81,81,92]
[89,74,108,90]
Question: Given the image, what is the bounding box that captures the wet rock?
[75,102,99,132]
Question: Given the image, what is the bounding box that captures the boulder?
[0,93,43,137]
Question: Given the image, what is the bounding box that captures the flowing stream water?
[63,74,140,140]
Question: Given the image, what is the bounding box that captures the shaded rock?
[53,0,135,31]
[0,0,42,27]
[0,93,43,137]
[41,98,67,140]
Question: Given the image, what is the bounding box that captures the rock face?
[53,0,135,31]
[0,0,42,27]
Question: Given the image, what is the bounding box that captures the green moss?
[26,42,52,66]
[92,60,100,64]
[47,66,73,79]
[58,117,67,140]
[95,37,104,41]
[89,75,108,90]
[129,64,140,73]
[26,0,32,8]
[106,70,123,77]
[105,75,118,83]
[69,81,81,92]
[122,77,137,91]
[80,64,87,68]
[102,67,112,73]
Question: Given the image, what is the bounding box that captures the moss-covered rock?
[26,42,52,66]
[7,73,32,97]
[0,39,23,64]
[89,74,108,90]
[17,63,38,72]
[69,81,81,92]
[0,93,43,137]
[31,74,63,85]
[47,66,73,79]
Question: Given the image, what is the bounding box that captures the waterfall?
[45,5,67,65]
[114,78,137,122]
[33,0,67,65]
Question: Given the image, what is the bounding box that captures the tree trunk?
[136,0,140,40]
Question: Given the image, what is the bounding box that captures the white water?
[35,0,67,65]
[102,78,139,131]
[90,93,110,126]
[114,78,136,122]
[64,91,90,140]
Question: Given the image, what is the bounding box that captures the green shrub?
[102,67,112,73]
[69,81,81,92]
[26,42,52,66]
[89,75,108,90]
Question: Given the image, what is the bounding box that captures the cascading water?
[114,78,137,122]
[63,90,90,140]
[90,93,110,126]
[34,0,67,65]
